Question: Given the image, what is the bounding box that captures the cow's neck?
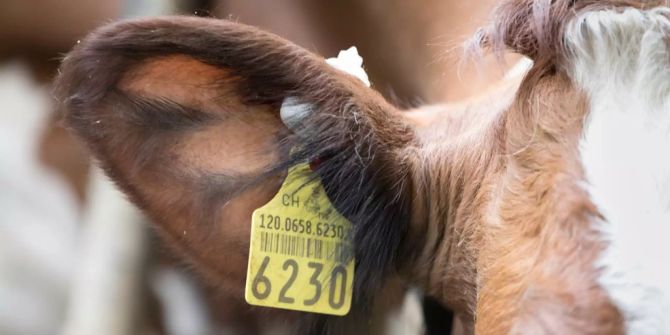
[400,74,521,319]
[401,70,625,333]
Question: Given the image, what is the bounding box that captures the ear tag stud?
[280,46,370,131]
[245,163,355,316]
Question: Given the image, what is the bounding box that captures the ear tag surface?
[245,163,354,316]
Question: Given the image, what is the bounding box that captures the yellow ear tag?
[245,163,355,316]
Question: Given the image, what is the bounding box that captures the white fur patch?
[567,7,670,334]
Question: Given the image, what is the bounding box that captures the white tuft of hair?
[567,7,670,335]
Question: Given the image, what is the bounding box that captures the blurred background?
[0,1,507,334]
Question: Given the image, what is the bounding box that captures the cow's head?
[55,0,670,333]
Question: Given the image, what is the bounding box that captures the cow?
[54,0,670,333]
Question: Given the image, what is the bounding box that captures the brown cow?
[55,0,670,333]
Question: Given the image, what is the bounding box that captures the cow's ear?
[55,16,415,316]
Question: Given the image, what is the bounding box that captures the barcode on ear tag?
[245,163,355,316]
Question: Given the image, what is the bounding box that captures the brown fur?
[403,73,624,334]
[54,1,670,334]
[55,16,416,333]
[402,0,668,333]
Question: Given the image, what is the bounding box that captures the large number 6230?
[251,256,348,310]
